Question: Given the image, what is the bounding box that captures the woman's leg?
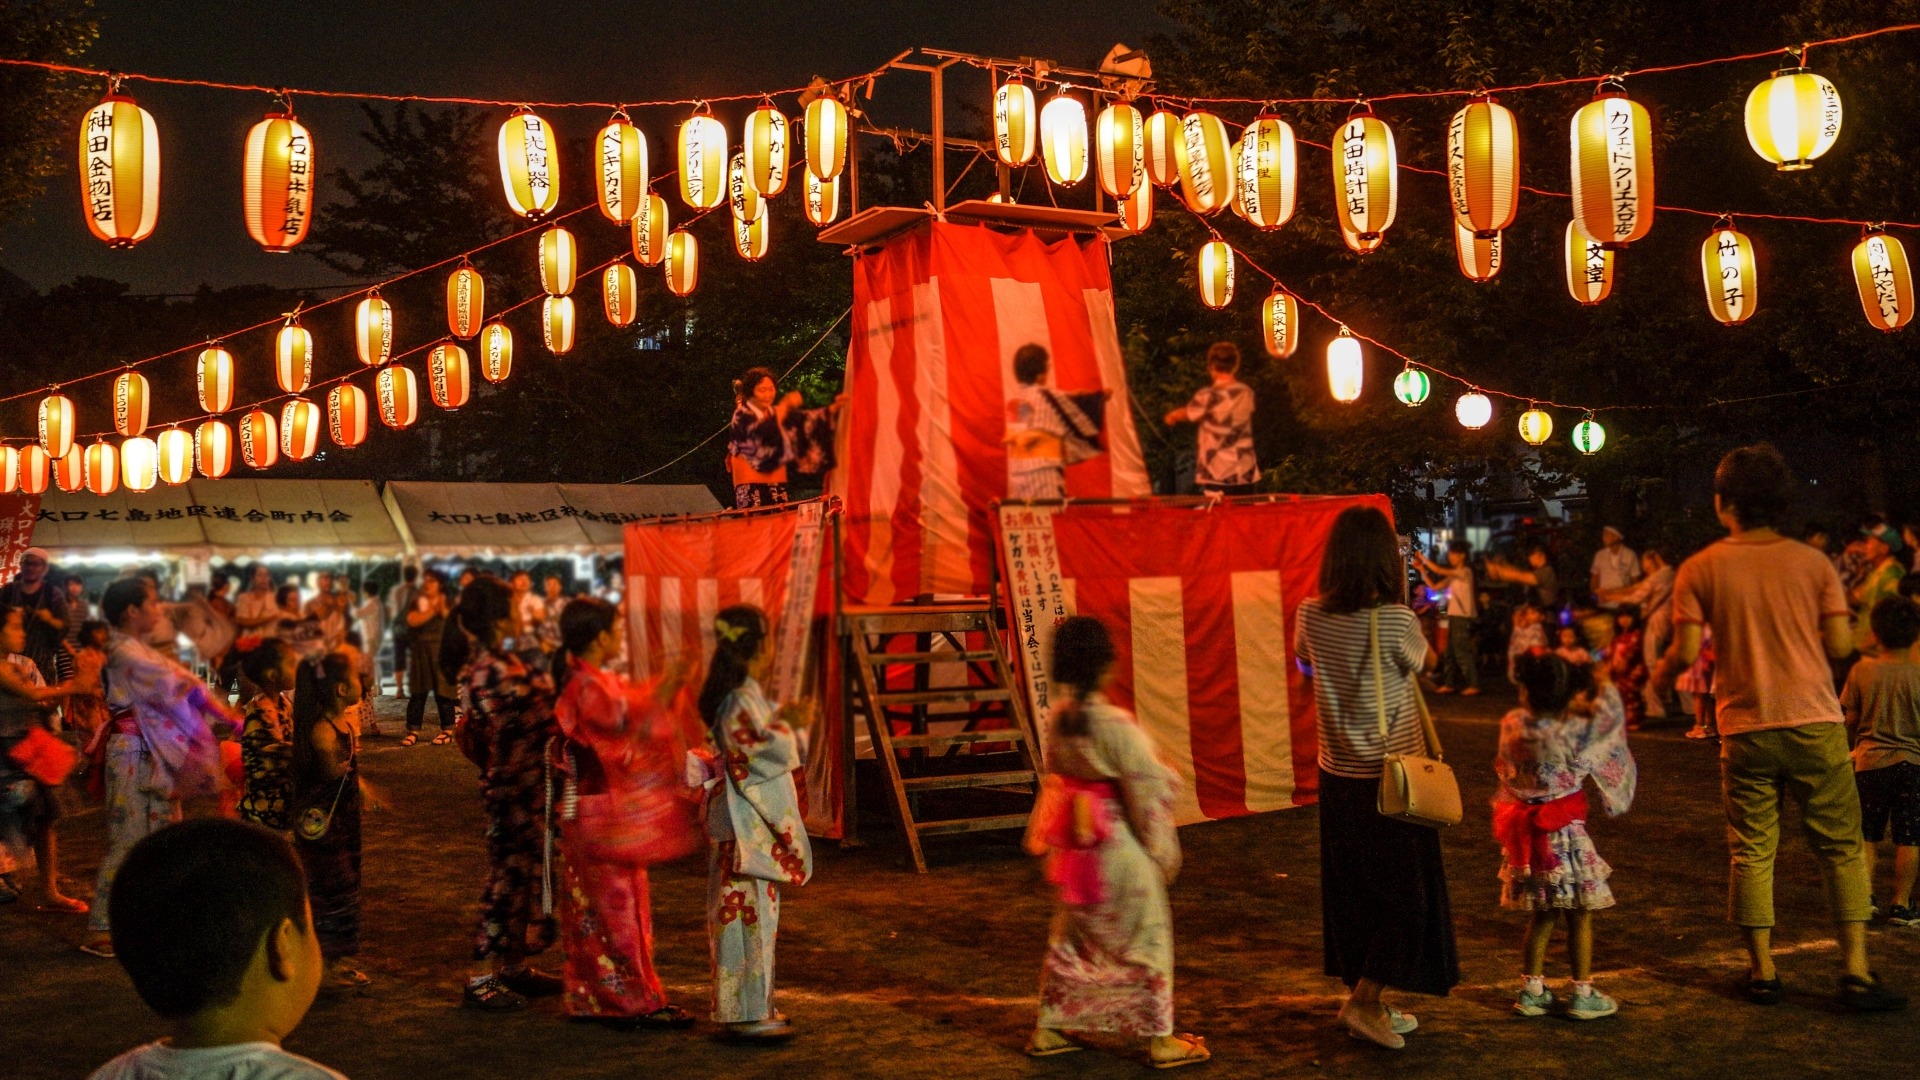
[405,684,428,732]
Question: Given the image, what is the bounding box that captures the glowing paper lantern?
[1745,65,1841,171]
[543,296,576,354]
[1701,223,1758,326]
[1518,407,1554,446]
[376,366,418,429]
[1239,115,1297,230]
[631,193,668,266]
[603,263,638,326]
[728,150,762,224]
[276,319,312,393]
[1117,181,1153,234]
[280,398,320,460]
[198,345,235,412]
[1327,328,1364,403]
[665,230,698,297]
[241,109,314,252]
[428,344,470,409]
[195,420,233,478]
[18,445,51,495]
[1342,221,1384,256]
[355,294,393,366]
[1393,366,1430,407]
[1853,228,1914,332]
[1447,98,1519,237]
[993,80,1035,167]
[1037,92,1088,187]
[239,409,278,469]
[0,447,15,494]
[1143,109,1181,189]
[1565,222,1614,306]
[39,392,75,459]
[113,371,149,436]
[539,226,577,296]
[1197,240,1234,309]
[480,322,514,383]
[156,427,193,484]
[804,169,840,227]
[595,111,648,223]
[805,94,848,181]
[733,207,769,261]
[1262,288,1298,359]
[1572,416,1607,455]
[743,103,789,196]
[328,385,368,449]
[1226,137,1250,222]
[1570,85,1654,248]
[498,108,558,219]
[1095,101,1143,198]
[84,440,119,495]
[1454,392,1493,430]
[78,91,160,247]
[54,448,85,494]
[1334,107,1397,243]
[679,110,728,210]
[1175,111,1233,214]
[447,264,484,339]
[1455,221,1503,282]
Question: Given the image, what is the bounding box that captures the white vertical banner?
[770,500,827,703]
[995,503,1071,736]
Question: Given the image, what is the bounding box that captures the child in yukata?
[1003,343,1110,501]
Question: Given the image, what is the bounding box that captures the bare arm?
[309,720,348,781]
[1823,613,1855,660]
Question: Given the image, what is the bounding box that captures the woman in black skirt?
[1293,506,1458,1049]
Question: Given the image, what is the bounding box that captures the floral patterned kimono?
[1030,695,1182,1038]
[703,677,811,1023]
[237,691,293,830]
[1492,685,1638,911]
[459,646,560,964]
[1607,628,1648,728]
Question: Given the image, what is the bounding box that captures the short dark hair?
[1899,573,1920,601]
[102,577,152,628]
[1012,343,1049,385]
[1714,443,1795,529]
[1318,506,1404,614]
[402,565,419,582]
[733,365,777,403]
[1870,595,1920,651]
[1514,651,1595,714]
[1050,615,1116,737]
[110,820,310,1019]
[1447,539,1472,556]
[240,638,292,688]
[1205,341,1241,375]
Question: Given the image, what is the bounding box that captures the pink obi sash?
[1492,790,1587,874]
[1029,775,1121,906]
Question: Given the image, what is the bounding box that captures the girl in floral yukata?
[1495,652,1637,1022]
[236,639,298,832]
[1606,605,1649,730]
[1024,616,1210,1070]
[693,604,812,1041]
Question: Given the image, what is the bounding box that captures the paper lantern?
[1746,65,1841,171]
[376,366,418,429]
[83,440,119,495]
[1239,115,1297,230]
[278,398,320,460]
[447,264,484,339]
[1454,392,1493,430]
[1262,288,1298,359]
[39,392,75,459]
[1197,240,1234,309]
[603,263,638,326]
[665,230,698,296]
[54,447,84,494]
[1226,136,1250,222]
[679,110,728,210]
[1143,109,1181,189]
[804,94,848,181]
[241,109,314,252]
[354,294,394,366]
[156,427,193,484]
[1095,101,1143,198]
[1393,366,1430,407]
[804,169,840,227]
[498,108,559,219]
[239,408,278,469]
[631,193,669,266]
[1455,221,1503,282]
[539,226,577,296]
[1447,98,1519,237]
[18,445,51,495]
[195,420,233,478]
[1117,180,1153,234]
[328,385,368,449]
[480,322,513,383]
[1853,228,1914,332]
[1565,222,1614,306]
[595,111,648,223]
[1341,221,1384,256]
[429,343,470,409]
[1572,416,1607,455]
[727,150,761,224]
[733,207,769,262]
[1039,93,1088,187]
[78,91,159,247]
[197,345,235,412]
[1175,111,1233,214]
[1518,407,1554,446]
[113,371,149,436]
[0,447,15,494]
[276,319,312,393]
[1701,223,1758,326]
[1327,328,1364,403]
[743,103,790,196]
[1570,85,1654,248]
[993,80,1035,167]
[1334,107,1397,242]
[543,296,576,354]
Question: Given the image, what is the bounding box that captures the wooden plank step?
[913,813,1032,837]
[900,770,1036,792]
[889,729,1026,748]
[872,687,1012,707]
[863,649,998,664]
[845,611,991,635]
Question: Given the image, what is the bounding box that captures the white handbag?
[1371,608,1463,828]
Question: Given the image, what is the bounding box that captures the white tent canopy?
[382,482,720,556]
[33,479,404,560]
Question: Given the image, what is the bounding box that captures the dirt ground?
[5,691,1916,1079]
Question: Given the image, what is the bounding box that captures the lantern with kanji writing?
[1746,64,1841,172]
[18,445,51,495]
[239,408,278,469]
[0,447,16,494]
[679,110,727,210]
[277,318,312,393]
[728,150,761,224]
[540,226,577,296]
[543,296,575,355]
[1095,101,1143,199]
[243,109,313,252]
[280,398,320,460]
[1334,106,1397,243]
[1572,416,1607,454]
[1455,391,1493,430]
[1455,221,1503,282]
[117,436,154,492]
[1701,222,1757,326]
[1175,111,1232,215]
[1327,328,1364,403]
[156,427,193,484]
[603,263,638,326]
[805,94,848,181]
[86,440,121,494]
[78,91,159,248]
[1144,109,1180,188]
[481,322,513,383]
[596,111,647,224]
[1565,222,1614,305]
[195,420,233,478]
[1342,221,1384,257]
[39,392,75,459]
[376,366,418,429]
[198,345,234,412]
[1238,115,1297,231]
[355,294,393,366]
[631,193,668,266]
[114,371,149,437]
[1393,365,1430,407]
[993,79,1035,167]
[665,230,698,297]
[1518,406,1554,446]
[1447,98,1519,238]
[1040,92,1088,187]
[1226,136,1249,222]
[734,207,768,261]
[498,107,558,219]
[328,385,368,449]
[1853,228,1914,332]
[1570,84,1653,249]
[447,264,483,339]
[1197,240,1234,309]
[1262,288,1298,359]
[743,103,789,196]
[805,169,840,227]
[428,344,469,410]
[1118,180,1152,234]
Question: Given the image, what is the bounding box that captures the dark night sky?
[0,0,1174,293]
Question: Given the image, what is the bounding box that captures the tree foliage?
[0,0,99,230]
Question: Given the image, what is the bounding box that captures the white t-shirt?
[90,1041,347,1080]
[1591,543,1640,594]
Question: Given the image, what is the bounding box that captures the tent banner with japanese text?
[994,495,1392,825]
[0,493,43,585]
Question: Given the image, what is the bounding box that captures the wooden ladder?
[843,602,1043,872]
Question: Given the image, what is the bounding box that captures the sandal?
[37,895,90,914]
[636,1004,697,1029]
[431,731,454,746]
[1150,1033,1211,1070]
[720,1013,794,1042]
[399,732,419,748]
[79,939,115,959]
[1024,1030,1084,1057]
[332,965,372,989]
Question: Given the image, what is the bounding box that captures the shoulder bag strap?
[1370,608,1388,745]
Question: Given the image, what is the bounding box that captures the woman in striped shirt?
[1294,506,1459,1050]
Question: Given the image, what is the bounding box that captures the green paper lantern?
[1572,417,1607,455]
[1393,366,1430,407]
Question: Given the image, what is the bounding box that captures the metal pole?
[931,63,946,212]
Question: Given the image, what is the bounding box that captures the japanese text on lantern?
[1868,237,1901,321]
[1585,239,1608,285]
[521,116,552,198]
[1341,120,1369,218]
[1445,110,1466,214]
[1183,118,1217,207]
[1717,234,1746,316]
[1606,100,1637,239]
[84,106,115,222]
[282,131,311,235]
[599,126,624,212]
